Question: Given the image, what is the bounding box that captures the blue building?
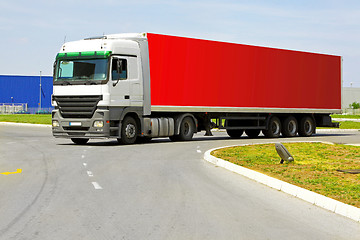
[0,75,53,113]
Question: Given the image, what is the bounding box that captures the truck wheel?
[177,117,195,141]
[226,129,244,138]
[245,129,261,138]
[281,116,298,137]
[71,138,89,145]
[298,116,315,137]
[118,116,138,144]
[263,116,281,138]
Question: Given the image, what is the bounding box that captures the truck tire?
[281,116,298,137]
[245,129,261,138]
[263,116,281,138]
[176,117,195,141]
[298,116,315,137]
[71,138,89,145]
[118,116,138,144]
[226,129,244,138]
[226,119,243,138]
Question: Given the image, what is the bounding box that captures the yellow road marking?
[0,169,22,175]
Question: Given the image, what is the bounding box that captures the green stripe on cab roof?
[56,51,112,59]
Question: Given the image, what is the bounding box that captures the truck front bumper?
[52,109,111,139]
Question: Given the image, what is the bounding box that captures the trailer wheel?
[176,117,195,141]
[225,119,243,138]
[118,116,138,144]
[263,116,281,138]
[298,116,315,137]
[226,129,244,138]
[245,129,261,138]
[71,138,89,145]
[281,116,298,137]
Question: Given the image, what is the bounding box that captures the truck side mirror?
[53,61,57,79]
[113,59,123,87]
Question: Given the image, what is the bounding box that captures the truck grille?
[54,95,102,118]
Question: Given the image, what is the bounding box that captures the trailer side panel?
[147,33,341,111]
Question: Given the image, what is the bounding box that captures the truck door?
[128,57,143,107]
[110,56,130,106]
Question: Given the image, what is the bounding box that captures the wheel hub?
[288,120,297,134]
[272,122,280,134]
[304,121,311,133]
[125,124,136,138]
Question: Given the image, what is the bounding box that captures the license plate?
[69,122,82,126]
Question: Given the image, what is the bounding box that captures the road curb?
[332,118,360,122]
[204,142,360,223]
[0,122,51,128]
[316,129,359,132]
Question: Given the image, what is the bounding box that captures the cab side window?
[111,58,127,80]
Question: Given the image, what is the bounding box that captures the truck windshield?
[55,59,108,84]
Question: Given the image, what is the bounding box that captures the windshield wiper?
[85,80,98,85]
[61,80,72,85]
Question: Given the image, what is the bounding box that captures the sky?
[0,0,360,87]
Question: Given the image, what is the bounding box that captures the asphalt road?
[0,124,360,240]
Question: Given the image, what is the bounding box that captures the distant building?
[343,87,360,110]
[0,75,53,113]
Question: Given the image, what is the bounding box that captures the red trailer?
[52,33,341,144]
[147,33,341,111]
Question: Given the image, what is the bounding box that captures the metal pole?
[39,71,42,111]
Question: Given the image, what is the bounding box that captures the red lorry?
[52,33,341,144]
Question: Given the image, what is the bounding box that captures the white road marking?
[91,182,103,190]
[83,163,87,167]
[81,155,85,159]
[197,150,202,153]
[87,171,94,177]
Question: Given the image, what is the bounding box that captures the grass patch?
[212,142,360,207]
[0,114,51,125]
[338,121,360,129]
[319,121,360,129]
[331,114,360,119]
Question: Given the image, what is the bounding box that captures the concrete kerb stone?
[0,122,51,128]
[332,118,360,122]
[204,141,360,223]
[316,129,359,132]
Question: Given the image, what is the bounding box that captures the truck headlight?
[52,120,59,127]
[93,121,104,128]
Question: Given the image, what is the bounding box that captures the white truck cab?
[52,33,155,144]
